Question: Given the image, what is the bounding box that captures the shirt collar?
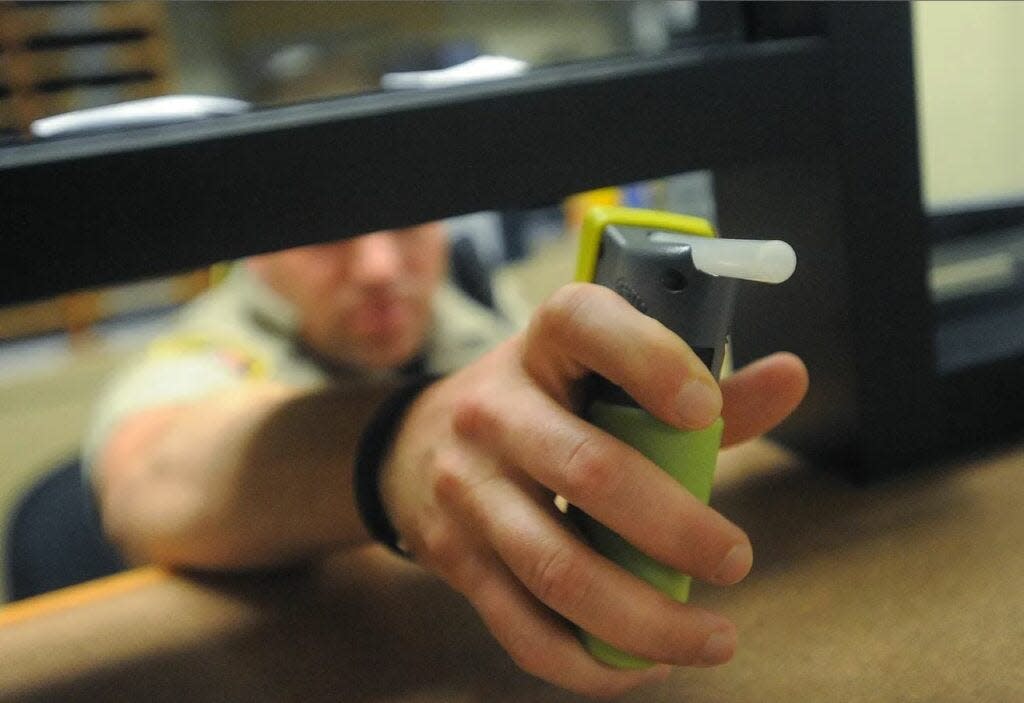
[233,260,303,337]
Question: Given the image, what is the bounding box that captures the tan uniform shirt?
[82,264,516,473]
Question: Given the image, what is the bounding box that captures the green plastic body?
[576,400,724,669]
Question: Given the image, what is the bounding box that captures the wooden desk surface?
[2,439,1022,702]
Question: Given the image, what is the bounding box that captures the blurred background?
[0,1,1022,601]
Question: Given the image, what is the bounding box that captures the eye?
[660,269,687,293]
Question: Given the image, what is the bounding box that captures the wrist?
[354,374,441,556]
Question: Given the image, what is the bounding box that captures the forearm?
[95,381,398,570]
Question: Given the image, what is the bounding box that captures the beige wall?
[914,1,1024,207]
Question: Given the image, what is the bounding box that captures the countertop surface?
[2,438,1022,702]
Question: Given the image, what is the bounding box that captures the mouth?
[352,296,414,337]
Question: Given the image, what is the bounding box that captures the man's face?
[252,223,449,369]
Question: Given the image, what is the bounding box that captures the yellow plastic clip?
[575,206,717,284]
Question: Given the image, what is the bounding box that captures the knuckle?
[561,437,619,505]
[543,282,590,319]
[530,283,591,343]
[419,521,463,579]
[531,543,591,612]
[430,447,468,504]
[451,393,496,440]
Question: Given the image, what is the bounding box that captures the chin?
[357,337,422,370]
[316,316,428,370]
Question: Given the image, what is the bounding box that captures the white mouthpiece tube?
[649,233,797,284]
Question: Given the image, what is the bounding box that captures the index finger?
[452,383,751,587]
[522,283,722,431]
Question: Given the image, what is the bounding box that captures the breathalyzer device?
[572,206,796,669]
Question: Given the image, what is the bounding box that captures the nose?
[349,231,403,287]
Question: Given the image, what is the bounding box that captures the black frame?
[1,34,829,302]
[1,2,1021,477]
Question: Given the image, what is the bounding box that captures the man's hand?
[381,283,808,698]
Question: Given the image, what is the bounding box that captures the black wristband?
[354,374,441,556]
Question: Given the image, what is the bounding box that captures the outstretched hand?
[380,283,808,698]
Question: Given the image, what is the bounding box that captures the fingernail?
[699,628,736,666]
[676,379,721,428]
[713,543,753,585]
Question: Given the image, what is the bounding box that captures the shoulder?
[81,265,328,473]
